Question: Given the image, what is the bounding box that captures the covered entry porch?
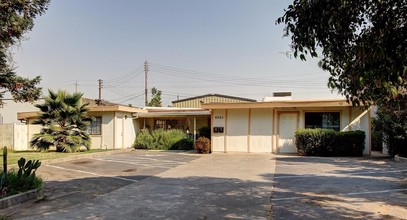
[134,107,211,141]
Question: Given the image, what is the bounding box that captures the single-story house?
[14,95,372,155]
[202,99,371,155]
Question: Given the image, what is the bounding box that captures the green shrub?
[169,138,194,150]
[373,106,407,157]
[0,157,43,199]
[336,130,365,156]
[295,129,365,156]
[134,129,192,150]
[194,137,211,154]
[0,170,43,198]
[199,126,211,139]
[134,129,153,149]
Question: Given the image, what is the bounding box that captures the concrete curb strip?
[7,149,133,169]
[0,186,43,210]
[395,155,407,162]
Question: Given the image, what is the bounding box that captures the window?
[305,112,340,131]
[154,119,187,130]
[87,117,102,135]
[155,120,166,129]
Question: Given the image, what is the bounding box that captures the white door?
[278,113,298,153]
[115,115,123,149]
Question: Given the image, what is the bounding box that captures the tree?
[277,0,406,108]
[373,102,407,157]
[0,0,50,107]
[148,87,162,107]
[30,90,92,152]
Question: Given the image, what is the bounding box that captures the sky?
[11,0,343,107]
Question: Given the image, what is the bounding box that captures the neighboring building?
[202,99,371,155]
[0,99,44,124]
[172,94,256,108]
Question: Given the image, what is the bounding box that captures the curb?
[395,154,407,162]
[8,148,133,168]
[40,148,134,165]
[0,186,43,210]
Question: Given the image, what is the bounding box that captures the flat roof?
[201,99,353,109]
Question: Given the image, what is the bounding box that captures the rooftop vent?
[273,92,292,97]
[262,92,292,102]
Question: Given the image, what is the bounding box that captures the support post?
[193,117,197,143]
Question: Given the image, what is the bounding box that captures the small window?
[87,117,102,135]
[305,112,340,131]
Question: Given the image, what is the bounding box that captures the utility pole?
[74,80,79,93]
[144,60,149,106]
[97,79,103,106]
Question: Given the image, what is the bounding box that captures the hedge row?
[133,129,194,150]
[295,129,365,156]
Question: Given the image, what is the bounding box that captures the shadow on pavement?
[4,175,272,220]
[267,156,407,219]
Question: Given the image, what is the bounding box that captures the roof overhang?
[88,105,147,113]
[202,99,353,109]
[17,105,147,120]
[134,109,210,118]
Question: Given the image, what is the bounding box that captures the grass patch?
[0,149,114,165]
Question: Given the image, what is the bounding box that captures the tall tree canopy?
[30,90,92,152]
[148,87,162,107]
[0,0,50,106]
[277,0,406,107]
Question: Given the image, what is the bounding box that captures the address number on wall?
[215,116,224,119]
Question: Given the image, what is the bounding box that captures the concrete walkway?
[25,153,275,220]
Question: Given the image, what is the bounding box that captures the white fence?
[0,123,41,151]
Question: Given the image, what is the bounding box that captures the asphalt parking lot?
[271,155,407,219]
[3,151,407,219]
[3,150,202,218]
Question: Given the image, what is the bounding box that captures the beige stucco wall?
[0,124,14,150]
[13,124,28,151]
[212,109,225,152]
[347,108,371,154]
[210,106,371,154]
[123,115,136,148]
[11,111,137,151]
[226,109,249,152]
[101,112,114,149]
[250,109,273,153]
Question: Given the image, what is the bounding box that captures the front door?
[278,112,298,153]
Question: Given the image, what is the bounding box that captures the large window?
[87,117,102,135]
[305,112,340,131]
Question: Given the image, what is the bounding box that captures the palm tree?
[30,90,92,152]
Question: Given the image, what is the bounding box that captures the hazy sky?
[12,0,342,107]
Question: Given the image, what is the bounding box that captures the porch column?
[193,117,196,143]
